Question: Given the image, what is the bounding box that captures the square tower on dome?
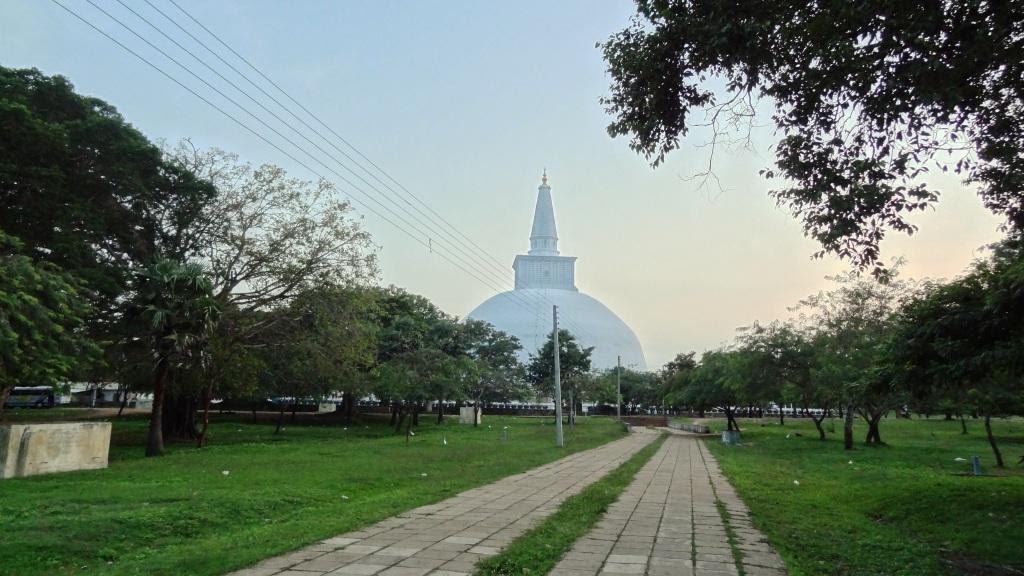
[513,254,577,290]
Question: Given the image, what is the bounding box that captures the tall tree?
[660,352,698,413]
[602,2,1024,271]
[527,329,593,424]
[0,230,98,418]
[794,269,917,448]
[0,67,215,330]
[370,287,458,429]
[460,319,525,427]
[890,236,1024,466]
[132,259,219,456]
[734,321,814,426]
[683,350,742,431]
[157,143,377,439]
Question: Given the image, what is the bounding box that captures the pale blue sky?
[1,1,1004,366]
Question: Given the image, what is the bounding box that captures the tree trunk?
[812,414,827,440]
[568,392,575,428]
[162,392,199,440]
[843,404,855,450]
[0,386,14,422]
[197,381,215,448]
[984,414,1005,468]
[389,401,399,426]
[117,387,129,417]
[412,404,420,426]
[959,412,968,435]
[725,408,740,432]
[290,402,297,423]
[779,405,785,426]
[394,404,407,433]
[344,391,355,424]
[275,402,286,434]
[474,398,481,427]
[405,407,415,440]
[146,360,169,457]
[864,413,883,445]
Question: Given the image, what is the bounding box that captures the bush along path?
[547,431,787,576]
[226,428,660,576]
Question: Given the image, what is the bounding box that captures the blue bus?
[4,387,56,408]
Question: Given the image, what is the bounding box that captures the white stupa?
[468,172,647,370]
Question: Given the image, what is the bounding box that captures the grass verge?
[475,433,667,576]
[0,411,625,576]
[702,416,1024,576]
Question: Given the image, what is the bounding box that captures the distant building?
[468,172,647,370]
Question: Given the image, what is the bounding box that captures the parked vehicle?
[4,386,56,408]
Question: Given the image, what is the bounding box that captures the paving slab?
[225,428,658,576]
[550,434,787,576]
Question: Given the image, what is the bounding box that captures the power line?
[50,0,607,351]
[150,0,602,342]
[48,0,528,315]
[164,0,510,274]
[75,0,555,322]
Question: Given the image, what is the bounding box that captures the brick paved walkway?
[226,428,659,576]
[549,433,787,576]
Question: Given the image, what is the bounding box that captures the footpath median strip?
[545,432,787,576]
[226,427,659,576]
[475,434,667,576]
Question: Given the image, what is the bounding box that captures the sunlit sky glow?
[2,0,1005,367]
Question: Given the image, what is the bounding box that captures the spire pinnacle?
[529,172,558,256]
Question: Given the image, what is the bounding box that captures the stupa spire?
[529,170,558,256]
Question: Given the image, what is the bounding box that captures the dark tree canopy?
[526,329,594,397]
[0,67,215,313]
[0,230,98,416]
[602,1,1024,270]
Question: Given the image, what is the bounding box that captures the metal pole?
[553,305,564,447]
[616,355,621,421]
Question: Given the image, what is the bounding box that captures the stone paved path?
[226,428,659,576]
[549,432,787,576]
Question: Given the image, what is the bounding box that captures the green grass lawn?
[0,410,626,576]
[697,416,1024,576]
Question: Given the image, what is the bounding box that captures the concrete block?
[458,407,481,425]
[0,421,111,479]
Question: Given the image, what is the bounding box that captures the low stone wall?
[0,422,111,479]
[621,415,669,427]
[667,421,711,434]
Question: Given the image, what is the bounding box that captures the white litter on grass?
[341,495,349,500]
[848,460,854,465]
[420,473,428,477]
[954,457,967,462]
[793,480,800,486]
[443,435,447,446]
[503,426,509,430]
[409,431,415,436]
[786,434,791,439]
[222,470,230,476]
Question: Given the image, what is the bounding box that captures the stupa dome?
[467,173,647,371]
